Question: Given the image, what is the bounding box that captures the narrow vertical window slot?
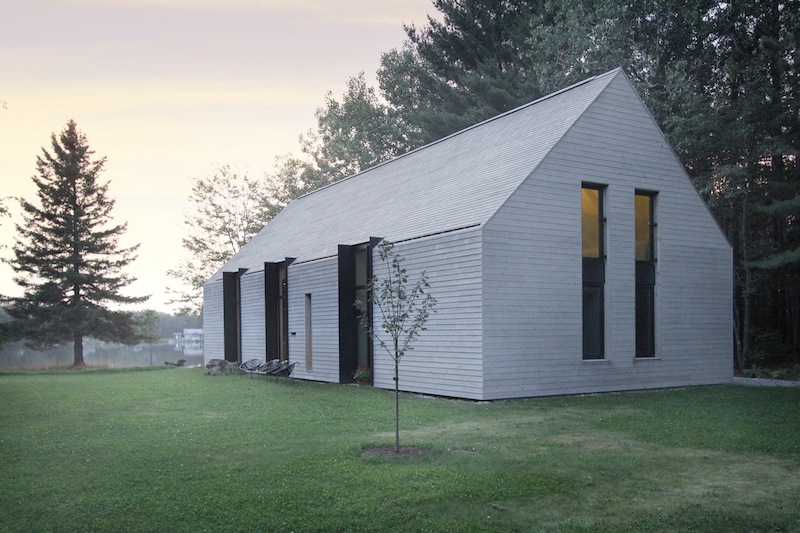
[305,293,312,371]
[635,191,656,357]
[582,184,606,360]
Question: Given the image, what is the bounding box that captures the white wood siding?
[287,257,340,383]
[239,271,266,362]
[202,281,224,366]
[482,74,732,399]
[372,228,484,399]
[482,175,581,399]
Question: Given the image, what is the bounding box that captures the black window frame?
[582,183,606,360]
[635,190,656,358]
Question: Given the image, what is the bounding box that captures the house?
[174,328,203,343]
[203,69,733,400]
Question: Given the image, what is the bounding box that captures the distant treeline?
[138,310,202,340]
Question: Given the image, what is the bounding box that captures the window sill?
[582,358,609,362]
[634,356,661,361]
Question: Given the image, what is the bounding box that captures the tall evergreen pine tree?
[3,120,147,367]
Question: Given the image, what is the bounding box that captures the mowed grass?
[1,369,799,532]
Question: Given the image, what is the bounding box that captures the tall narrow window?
[305,294,313,371]
[582,184,605,359]
[338,240,376,383]
[222,269,244,363]
[265,259,293,362]
[354,245,371,371]
[635,192,656,357]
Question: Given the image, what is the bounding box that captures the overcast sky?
[1,0,434,313]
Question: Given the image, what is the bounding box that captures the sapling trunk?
[394,345,400,453]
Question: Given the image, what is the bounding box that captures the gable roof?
[207,69,623,283]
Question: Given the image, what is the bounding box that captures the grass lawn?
[1,369,799,532]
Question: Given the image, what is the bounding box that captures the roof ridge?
[207,69,625,282]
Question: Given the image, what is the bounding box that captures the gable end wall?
[482,74,732,399]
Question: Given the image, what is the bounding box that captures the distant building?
[174,329,203,342]
[203,70,732,400]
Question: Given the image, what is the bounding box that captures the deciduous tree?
[300,73,411,183]
[167,165,278,314]
[168,160,323,314]
[360,241,436,452]
[135,309,161,365]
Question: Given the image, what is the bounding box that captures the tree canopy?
[2,120,147,366]
[300,73,412,183]
[168,165,282,314]
[380,0,545,144]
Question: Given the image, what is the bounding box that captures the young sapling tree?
[359,240,436,452]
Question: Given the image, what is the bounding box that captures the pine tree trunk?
[73,332,86,368]
[733,298,742,369]
[742,269,752,368]
[791,296,800,362]
[740,195,752,369]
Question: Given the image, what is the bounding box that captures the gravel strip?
[733,377,800,388]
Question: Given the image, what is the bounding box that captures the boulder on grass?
[205,358,240,375]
